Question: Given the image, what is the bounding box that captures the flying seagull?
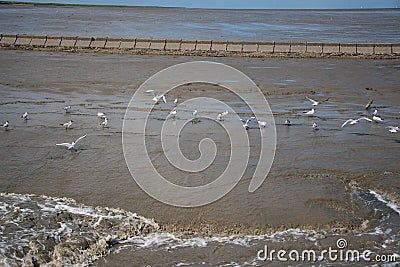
[56,134,87,151]
[146,90,166,104]
[341,117,372,127]
[365,99,373,109]
[61,120,73,129]
[306,97,328,106]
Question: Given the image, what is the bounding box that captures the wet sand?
[0,49,399,236]
[1,4,400,43]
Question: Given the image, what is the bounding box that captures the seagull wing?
[56,143,72,147]
[306,97,319,105]
[341,119,353,128]
[74,134,87,144]
[146,90,157,97]
[358,117,373,122]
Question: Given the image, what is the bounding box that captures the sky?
[8,0,400,9]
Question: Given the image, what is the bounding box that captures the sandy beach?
[0,48,399,265]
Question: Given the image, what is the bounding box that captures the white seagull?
[372,109,378,116]
[341,117,372,127]
[372,115,383,123]
[97,112,107,119]
[258,120,267,127]
[173,98,178,106]
[217,111,229,121]
[21,112,29,120]
[61,120,73,129]
[312,122,319,130]
[284,119,291,126]
[146,90,166,104]
[304,108,315,115]
[64,106,72,113]
[56,134,87,150]
[193,110,198,119]
[306,97,320,106]
[388,126,399,133]
[1,121,9,131]
[242,118,252,130]
[169,108,177,118]
[365,99,373,110]
[100,117,108,128]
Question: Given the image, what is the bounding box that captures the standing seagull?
[192,110,198,119]
[284,119,291,126]
[146,90,166,104]
[21,112,29,120]
[169,108,177,118]
[217,111,229,121]
[388,126,399,133]
[61,120,73,129]
[257,120,267,127]
[312,122,319,131]
[1,121,9,131]
[304,108,315,115]
[242,118,252,130]
[97,112,107,119]
[372,115,383,123]
[56,135,87,151]
[173,98,178,107]
[100,117,108,128]
[64,106,72,113]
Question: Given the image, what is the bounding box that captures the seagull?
[146,90,166,104]
[217,110,229,121]
[61,120,73,129]
[306,97,320,106]
[284,119,291,126]
[257,120,267,127]
[372,115,383,123]
[100,117,108,128]
[21,112,28,120]
[388,126,399,133]
[312,122,319,130]
[1,121,9,131]
[341,117,372,127]
[64,106,72,113]
[372,109,378,116]
[56,134,87,151]
[193,110,198,118]
[304,108,315,115]
[97,112,107,119]
[173,98,178,106]
[365,99,373,109]
[242,118,252,130]
[169,108,177,118]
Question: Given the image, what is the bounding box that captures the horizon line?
[1,1,399,10]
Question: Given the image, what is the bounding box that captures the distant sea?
[0,4,399,42]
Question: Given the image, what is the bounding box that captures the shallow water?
[0,5,400,42]
[0,50,399,265]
